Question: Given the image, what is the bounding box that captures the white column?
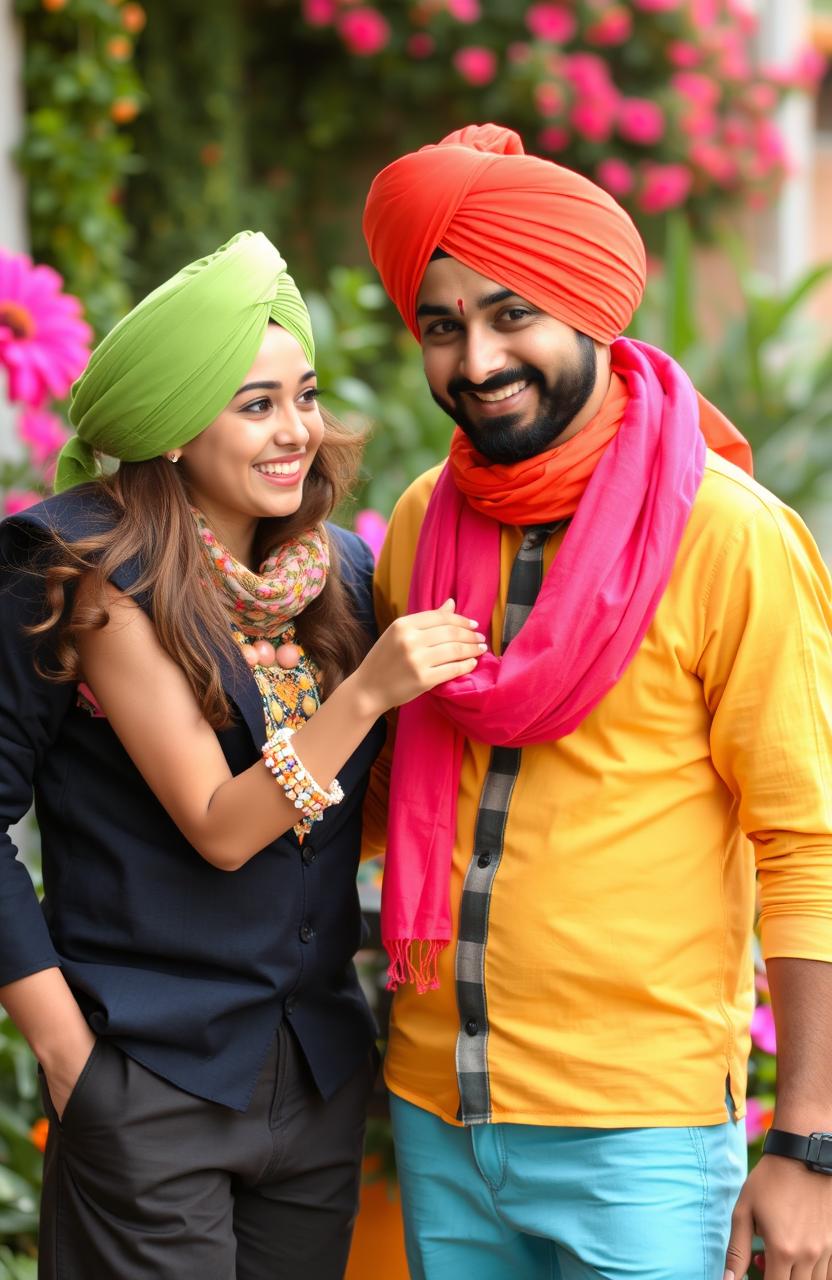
[756,0,813,286]
[0,0,27,460]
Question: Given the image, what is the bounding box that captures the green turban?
[55,230,315,493]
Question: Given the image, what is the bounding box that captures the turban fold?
[362,123,647,345]
[56,231,314,493]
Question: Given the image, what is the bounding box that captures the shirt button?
[477,852,492,868]
[299,922,315,943]
[465,1019,479,1036]
[301,846,317,867]
[285,995,297,1015]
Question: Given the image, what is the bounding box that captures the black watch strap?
[763,1128,832,1173]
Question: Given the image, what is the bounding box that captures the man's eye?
[503,307,531,322]
[426,320,460,337]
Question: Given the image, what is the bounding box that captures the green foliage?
[15,0,147,336]
[630,213,832,523]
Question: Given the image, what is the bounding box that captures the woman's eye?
[299,387,321,405]
[242,397,271,414]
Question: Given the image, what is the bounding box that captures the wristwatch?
[763,1128,832,1174]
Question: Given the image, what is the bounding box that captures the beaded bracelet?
[262,727,344,837]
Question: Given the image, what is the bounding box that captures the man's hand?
[724,1154,832,1279]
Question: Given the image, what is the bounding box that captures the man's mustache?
[447,365,543,400]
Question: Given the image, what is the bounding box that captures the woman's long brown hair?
[28,407,371,729]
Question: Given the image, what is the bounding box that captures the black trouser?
[38,1023,376,1280]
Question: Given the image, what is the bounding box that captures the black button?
[301,845,317,867]
[299,921,315,943]
[477,852,492,868]
[465,1018,479,1036]
[285,995,297,1015]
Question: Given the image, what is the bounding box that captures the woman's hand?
[352,598,487,718]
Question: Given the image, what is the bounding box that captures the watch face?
[808,1133,832,1173]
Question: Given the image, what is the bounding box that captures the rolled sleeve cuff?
[760,913,832,965]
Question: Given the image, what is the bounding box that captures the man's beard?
[431,334,598,465]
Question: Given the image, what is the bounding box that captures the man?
[361,124,832,1280]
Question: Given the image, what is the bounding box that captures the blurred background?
[0,2,830,1276]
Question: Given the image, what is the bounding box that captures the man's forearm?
[766,955,832,1131]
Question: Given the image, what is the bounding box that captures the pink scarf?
[382,339,744,992]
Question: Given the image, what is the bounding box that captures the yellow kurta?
[364,450,832,1128]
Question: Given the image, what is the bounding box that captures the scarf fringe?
[385,938,447,994]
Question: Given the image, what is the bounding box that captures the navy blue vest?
[0,488,383,1110]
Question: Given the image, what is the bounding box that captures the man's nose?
[458,331,506,388]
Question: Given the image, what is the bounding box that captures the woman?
[0,231,485,1280]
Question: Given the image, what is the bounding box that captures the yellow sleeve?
[697,500,832,961]
[359,466,442,862]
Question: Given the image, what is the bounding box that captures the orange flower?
[199,142,223,167]
[121,2,146,32]
[106,35,132,60]
[29,1117,49,1152]
[42,0,68,10]
[110,98,139,124]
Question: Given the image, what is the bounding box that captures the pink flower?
[564,52,611,94]
[525,4,576,43]
[447,0,480,21]
[618,98,665,146]
[679,108,718,140]
[690,0,718,24]
[638,163,693,213]
[571,96,617,143]
[17,406,70,470]
[538,125,570,152]
[690,141,738,184]
[744,82,777,114]
[453,45,497,86]
[3,489,42,516]
[302,0,336,25]
[355,509,388,562]
[407,32,435,57]
[585,6,632,47]
[0,250,92,408]
[632,0,683,10]
[338,7,390,56]
[668,41,701,69]
[745,1097,774,1144]
[535,82,565,117]
[791,45,827,90]
[671,72,721,110]
[750,1002,777,1055]
[597,157,635,197]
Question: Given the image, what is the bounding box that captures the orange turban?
[363,123,647,345]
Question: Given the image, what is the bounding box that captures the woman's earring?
[167,452,180,463]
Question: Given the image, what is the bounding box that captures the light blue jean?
[390,1094,747,1280]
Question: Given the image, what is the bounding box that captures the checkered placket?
[454,520,567,1124]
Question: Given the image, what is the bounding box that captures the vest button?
[465,1018,479,1036]
[301,845,317,867]
[299,921,315,943]
[477,852,492,868]
[285,995,297,1015]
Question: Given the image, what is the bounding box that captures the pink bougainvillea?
[585,6,633,47]
[355,509,388,561]
[302,0,337,25]
[338,6,391,56]
[538,124,570,152]
[638,162,693,213]
[618,97,666,145]
[447,0,480,22]
[453,44,497,85]
[0,250,92,408]
[597,156,636,196]
[3,490,42,516]
[525,4,577,44]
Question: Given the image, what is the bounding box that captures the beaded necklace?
[230,622,323,736]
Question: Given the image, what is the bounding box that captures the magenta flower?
[597,157,635,197]
[671,72,721,110]
[538,125,570,152]
[0,250,92,408]
[750,1002,777,1055]
[447,0,480,21]
[690,141,738,184]
[535,82,565,117]
[571,93,618,144]
[564,52,611,95]
[668,41,701,69]
[338,7,390,56]
[618,98,665,146]
[3,490,42,517]
[302,0,337,25]
[638,163,693,214]
[745,1097,774,1144]
[355,509,388,562]
[585,6,633,47]
[453,45,497,86]
[525,4,576,43]
[17,406,70,470]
